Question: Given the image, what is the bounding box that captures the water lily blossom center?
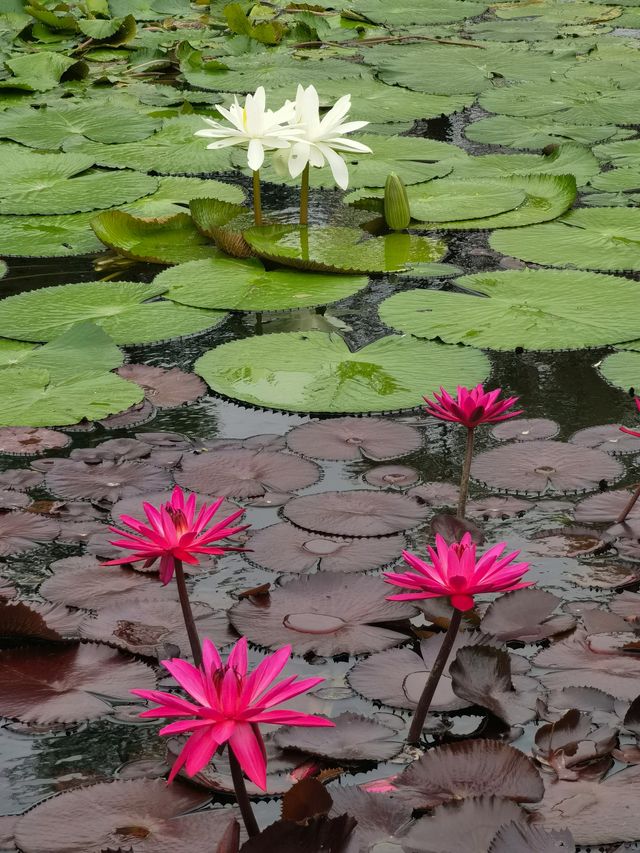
[424,383,522,429]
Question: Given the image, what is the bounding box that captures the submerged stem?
[616,483,640,524]
[228,748,260,837]
[300,163,310,226]
[456,427,475,520]
[407,608,463,745]
[252,169,263,226]
[174,560,202,668]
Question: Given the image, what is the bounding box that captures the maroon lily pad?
[450,645,538,724]
[0,488,31,509]
[430,512,484,544]
[229,572,416,656]
[466,496,533,519]
[528,526,609,558]
[364,464,419,488]
[245,522,405,574]
[45,459,172,503]
[239,814,356,853]
[176,449,320,498]
[286,417,422,461]
[57,519,106,544]
[0,643,155,724]
[0,598,81,642]
[409,482,459,507]
[80,599,235,659]
[40,560,177,611]
[117,364,207,408]
[0,469,43,490]
[394,740,543,809]
[609,590,640,623]
[535,629,640,700]
[70,438,153,463]
[136,431,192,447]
[536,764,640,845]
[199,434,287,452]
[14,779,238,853]
[0,427,70,456]
[283,490,427,537]
[543,686,620,728]
[564,558,640,589]
[402,796,526,853]
[347,633,478,713]
[489,822,575,852]
[580,607,629,634]
[471,441,623,494]
[616,537,640,561]
[570,424,640,454]
[328,786,412,850]
[574,489,640,523]
[480,589,576,642]
[0,511,59,556]
[0,576,16,599]
[97,398,157,428]
[275,712,400,762]
[491,418,559,441]
[533,709,617,781]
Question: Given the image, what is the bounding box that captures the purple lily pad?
[275,712,400,762]
[491,418,559,442]
[0,489,31,510]
[0,427,70,456]
[97,398,157,428]
[533,709,617,782]
[0,598,81,641]
[245,522,405,574]
[571,424,640,454]
[198,434,287,452]
[609,590,640,623]
[363,464,419,488]
[480,589,576,642]
[229,572,416,656]
[117,364,207,408]
[286,417,422,461]
[409,482,459,507]
[239,814,356,853]
[70,438,153,463]
[327,787,412,851]
[489,822,575,852]
[176,449,320,498]
[0,511,59,556]
[0,469,43,490]
[45,459,172,503]
[564,558,640,589]
[528,526,609,558]
[136,431,192,449]
[466,496,533,519]
[430,512,484,544]
[471,441,623,494]
[0,643,156,725]
[283,490,427,537]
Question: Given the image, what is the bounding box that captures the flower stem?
[457,427,475,520]
[407,608,463,746]
[174,559,202,668]
[252,170,262,226]
[228,747,260,838]
[616,483,640,524]
[299,163,310,226]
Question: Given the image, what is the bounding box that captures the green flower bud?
[384,172,411,231]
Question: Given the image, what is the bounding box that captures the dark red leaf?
[286,417,421,461]
[327,786,412,849]
[0,511,59,556]
[275,712,400,762]
[97,398,156,428]
[281,778,333,822]
[491,418,559,441]
[480,589,576,642]
[0,598,81,642]
[117,364,206,408]
[363,464,419,488]
[0,427,70,456]
[430,513,484,544]
[489,821,575,852]
[45,460,172,503]
[239,814,356,853]
[570,424,640,454]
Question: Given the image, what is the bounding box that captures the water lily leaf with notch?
[0,100,160,149]
[598,350,640,393]
[0,210,104,257]
[125,178,244,219]
[492,0,621,22]
[77,14,135,44]
[189,197,255,258]
[595,138,640,168]
[490,208,640,271]
[448,144,598,186]
[194,331,489,414]
[466,115,633,149]
[91,210,221,265]
[109,0,194,18]
[243,225,446,274]
[0,51,87,92]
[0,151,158,215]
[350,0,487,24]
[0,280,227,345]
[379,269,640,350]
[590,166,640,192]
[157,256,369,312]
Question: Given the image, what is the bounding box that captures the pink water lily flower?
[104,486,248,585]
[424,383,522,429]
[133,637,334,790]
[620,397,640,438]
[384,532,532,611]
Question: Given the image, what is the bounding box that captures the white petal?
[333,120,369,134]
[287,140,312,178]
[325,137,373,154]
[318,94,351,135]
[319,144,349,189]
[247,138,265,171]
[205,137,245,150]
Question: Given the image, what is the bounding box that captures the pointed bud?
[384,172,411,231]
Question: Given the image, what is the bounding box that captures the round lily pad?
[379,269,640,351]
[194,331,490,415]
[156,256,369,312]
[0,281,227,345]
[598,350,640,393]
[0,426,70,455]
[0,211,104,257]
[286,417,422,461]
[115,364,206,407]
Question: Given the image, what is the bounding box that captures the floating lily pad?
[379,269,640,351]
[116,364,206,407]
[0,51,87,93]
[0,426,69,455]
[229,572,416,656]
[364,464,419,488]
[156,256,369,312]
[351,0,487,25]
[0,211,105,257]
[489,822,575,853]
[91,210,222,265]
[0,281,226,345]
[480,589,575,642]
[466,114,632,149]
[598,350,640,393]
[466,496,533,519]
[448,144,598,186]
[491,418,559,441]
[45,458,171,503]
[570,423,640,453]
[194,332,489,415]
[0,599,80,643]
[275,712,400,762]
[490,208,640,272]
[286,416,421,461]
[126,176,244,218]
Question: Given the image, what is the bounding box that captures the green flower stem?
[407,608,463,745]
[457,427,475,519]
[228,747,260,837]
[616,483,640,524]
[174,559,202,668]
[300,163,310,226]
[252,169,263,226]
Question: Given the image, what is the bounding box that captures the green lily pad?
[492,0,620,22]
[0,322,143,427]
[0,260,6,280]
[599,350,640,392]
[77,14,136,44]
[349,0,487,24]
[448,143,599,187]
[594,138,640,168]
[0,338,37,367]
[0,150,158,215]
[0,280,227,345]
[109,0,193,19]
[466,115,632,149]
[243,225,447,274]
[0,51,87,92]
[194,331,490,414]
[189,197,253,258]
[91,210,220,265]
[0,211,104,257]
[589,167,640,192]
[156,257,369,312]
[490,208,640,271]
[125,177,244,218]
[0,100,160,149]
[379,269,640,351]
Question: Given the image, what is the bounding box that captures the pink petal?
[228,723,268,791]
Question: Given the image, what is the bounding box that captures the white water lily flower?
[194,86,300,172]
[286,84,372,190]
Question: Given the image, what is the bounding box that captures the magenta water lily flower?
[104,486,248,585]
[133,637,334,790]
[424,383,522,429]
[620,397,640,438]
[384,532,532,611]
